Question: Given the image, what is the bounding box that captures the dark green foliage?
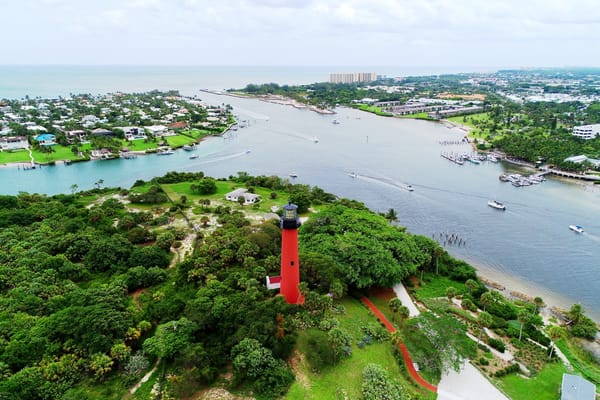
[301,204,426,288]
[128,245,170,269]
[487,338,506,353]
[128,185,169,204]
[152,171,205,184]
[126,226,156,244]
[494,363,520,377]
[362,363,407,400]
[190,177,218,195]
[231,338,295,400]
[85,234,133,272]
[121,266,168,291]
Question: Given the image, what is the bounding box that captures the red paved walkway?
[361,296,438,393]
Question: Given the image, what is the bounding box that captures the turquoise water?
[0,66,598,321]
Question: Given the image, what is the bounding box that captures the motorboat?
[289,172,298,178]
[332,119,340,125]
[487,200,506,210]
[348,172,357,178]
[313,136,319,143]
[407,184,414,192]
[189,154,199,159]
[569,225,584,233]
[157,149,174,155]
[183,144,196,151]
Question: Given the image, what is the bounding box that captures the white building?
[225,188,261,205]
[572,124,600,140]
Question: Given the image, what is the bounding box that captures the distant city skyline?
[2,0,600,69]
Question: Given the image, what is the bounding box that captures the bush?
[487,338,506,353]
[304,330,333,372]
[494,363,520,377]
[479,357,489,366]
[360,322,390,342]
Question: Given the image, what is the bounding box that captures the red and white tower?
[279,203,303,304]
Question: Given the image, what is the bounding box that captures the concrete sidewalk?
[392,283,420,317]
[437,362,509,400]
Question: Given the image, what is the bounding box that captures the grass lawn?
[555,338,600,385]
[163,134,197,148]
[356,104,393,117]
[32,145,88,163]
[0,148,31,164]
[286,297,433,400]
[413,273,467,301]
[121,139,159,151]
[181,128,215,139]
[447,112,490,129]
[494,362,568,400]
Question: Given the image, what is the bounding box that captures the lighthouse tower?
[279,203,303,304]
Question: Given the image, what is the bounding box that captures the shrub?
[479,357,489,366]
[361,322,390,342]
[487,338,506,353]
[305,330,333,372]
[494,363,520,377]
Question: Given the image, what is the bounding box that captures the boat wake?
[187,150,250,165]
[354,173,415,192]
[232,106,270,120]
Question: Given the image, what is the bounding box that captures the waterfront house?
[91,128,114,137]
[66,130,87,143]
[34,133,56,146]
[561,374,595,400]
[118,126,147,140]
[225,188,261,205]
[145,125,168,137]
[0,136,29,150]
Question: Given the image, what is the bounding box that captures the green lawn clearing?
[494,362,568,400]
[286,297,433,400]
[0,149,31,164]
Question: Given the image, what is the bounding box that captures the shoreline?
[461,255,600,324]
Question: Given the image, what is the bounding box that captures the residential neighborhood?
[0,90,235,165]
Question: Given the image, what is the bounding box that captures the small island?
[0,90,236,166]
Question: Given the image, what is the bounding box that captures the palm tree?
[480,292,493,312]
[518,309,531,341]
[533,296,545,314]
[547,325,565,359]
[70,184,78,195]
[388,298,402,322]
[446,286,457,302]
[384,208,398,225]
[433,246,444,275]
[477,311,493,344]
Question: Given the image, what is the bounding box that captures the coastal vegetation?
[0,171,597,399]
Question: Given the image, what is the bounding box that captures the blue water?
[0,66,598,321]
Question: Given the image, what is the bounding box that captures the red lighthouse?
[280,203,303,304]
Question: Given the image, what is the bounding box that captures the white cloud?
[1,0,599,66]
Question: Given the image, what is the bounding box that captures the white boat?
[487,200,506,210]
[289,172,298,178]
[569,225,584,233]
[406,185,414,192]
[183,144,196,151]
[348,172,357,178]
[313,136,319,143]
[189,154,199,159]
[332,119,340,125]
[157,149,174,155]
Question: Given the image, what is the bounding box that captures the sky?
[2,0,599,69]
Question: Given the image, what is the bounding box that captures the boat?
[487,200,506,210]
[348,172,357,178]
[313,136,319,143]
[189,154,199,159]
[183,144,196,151]
[289,172,298,178]
[406,185,414,192]
[245,149,251,154]
[332,119,340,125]
[569,225,584,233]
[157,149,174,155]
